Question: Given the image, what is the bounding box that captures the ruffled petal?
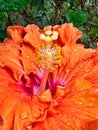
[7,26,25,44]
[51,42,97,88]
[53,79,98,126]
[33,80,98,130]
[86,120,98,130]
[20,44,38,74]
[0,23,98,130]
[0,67,51,130]
[30,77,98,130]
[0,40,24,80]
[23,24,43,48]
[56,23,82,46]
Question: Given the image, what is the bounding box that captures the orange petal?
[52,43,97,88]
[54,79,98,122]
[31,78,98,129]
[0,41,24,80]
[86,120,98,130]
[20,44,38,75]
[56,23,82,46]
[38,89,52,102]
[32,113,86,130]
[24,24,43,48]
[0,67,50,130]
[7,26,25,44]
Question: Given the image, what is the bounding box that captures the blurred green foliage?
[0,0,30,12]
[0,0,98,48]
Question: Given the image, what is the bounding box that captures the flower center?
[36,30,62,72]
[35,30,62,95]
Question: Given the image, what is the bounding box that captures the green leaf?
[0,30,7,43]
[65,0,73,3]
[31,0,44,8]
[66,9,88,26]
[0,12,8,22]
[90,20,98,26]
[0,0,30,12]
[89,27,98,35]
[59,0,73,2]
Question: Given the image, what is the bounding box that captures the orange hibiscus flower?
[0,23,98,130]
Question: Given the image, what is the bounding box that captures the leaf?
[31,0,44,8]
[0,0,30,12]
[0,12,8,22]
[66,9,88,26]
[65,0,74,3]
[89,27,98,35]
[59,0,73,2]
[90,19,98,26]
[0,31,7,43]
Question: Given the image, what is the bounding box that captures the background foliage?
[0,0,98,48]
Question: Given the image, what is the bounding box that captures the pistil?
[36,69,49,95]
[36,29,62,95]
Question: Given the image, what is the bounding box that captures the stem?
[37,69,49,95]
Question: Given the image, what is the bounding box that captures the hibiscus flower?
[0,23,98,130]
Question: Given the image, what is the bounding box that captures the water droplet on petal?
[72,116,76,119]
[75,121,81,128]
[20,113,28,119]
[85,69,90,73]
[96,115,98,119]
[59,113,62,116]
[73,49,77,52]
[74,60,77,63]
[56,120,60,124]
[66,122,70,126]
[74,100,83,105]
[26,55,30,58]
[26,124,32,130]
[96,88,98,91]
[48,124,51,127]
[79,65,83,68]
[88,102,94,107]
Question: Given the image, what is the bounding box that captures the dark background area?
[0,0,98,48]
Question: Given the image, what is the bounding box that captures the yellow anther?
[37,31,61,72]
[51,35,58,40]
[48,67,54,72]
[51,31,58,40]
[57,55,62,59]
[45,36,52,42]
[53,31,58,36]
[45,30,52,36]
[40,34,46,40]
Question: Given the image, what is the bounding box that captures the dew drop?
[74,60,77,63]
[66,122,70,126]
[85,69,90,73]
[96,88,98,91]
[26,124,32,130]
[56,120,60,124]
[96,115,98,119]
[88,102,94,107]
[72,116,76,119]
[59,113,62,116]
[74,100,83,105]
[79,65,83,68]
[73,49,77,52]
[20,113,28,119]
[48,124,51,127]
[26,55,30,58]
